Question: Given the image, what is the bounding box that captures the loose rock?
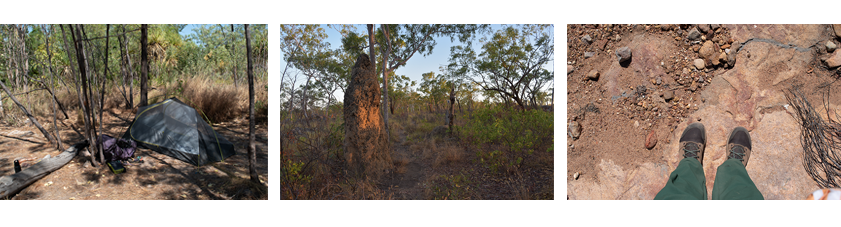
[587,70,600,81]
[699,41,720,66]
[698,24,711,34]
[569,121,582,140]
[584,52,595,59]
[687,27,702,41]
[834,24,841,39]
[694,59,706,70]
[719,52,728,65]
[582,34,593,44]
[574,172,580,180]
[663,90,674,101]
[826,51,841,68]
[710,24,720,30]
[567,64,575,74]
[827,41,836,53]
[616,47,632,64]
[645,130,657,149]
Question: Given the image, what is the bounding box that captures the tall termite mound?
[343,53,391,178]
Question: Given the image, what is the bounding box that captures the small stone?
[574,172,580,180]
[727,51,737,68]
[660,24,672,31]
[567,65,575,74]
[826,41,836,53]
[710,24,720,30]
[634,121,640,128]
[582,34,593,44]
[645,130,657,149]
[719,52,728,65]
[656,77,663,85]
[721,44,730,50]
[569,121,582,140]
[698,24,711,34]
[584,52,595,59]
[687,28,701,41]
[825,51,841,68]
[699,41,719,65]
[616,47,632,64]
[663,90,674,101]
[682,68,690,75]
[587,70,600,81]
[694,59,706,70]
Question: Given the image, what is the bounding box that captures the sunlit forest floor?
[0,77,268,200]
[281,105,554,200]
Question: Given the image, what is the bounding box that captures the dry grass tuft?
[433,142,464,167]
[392,151,410,174]
[180,76,240,123]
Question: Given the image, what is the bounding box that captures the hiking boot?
[726,127,752,167]
[679,123,706,164]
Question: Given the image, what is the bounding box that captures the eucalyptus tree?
[245,24,259,184]
[448,24,553,110]
[341,24,489,135]
[280,24,351,118]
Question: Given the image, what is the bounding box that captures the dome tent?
[122,98,236,166]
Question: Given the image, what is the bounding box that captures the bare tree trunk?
[117,26,130,107]
[71,24,99,167]
[59,25,87,140]
[230,24,239,88]
[380,24,391,137]
[0,82,55,144]
[19,25,32,114]
[43,25,63,150]
[123,25,135,108]
[245,24,259,184]
[448,87,455,132]
[140,24,149,107]
[98,24,110,164]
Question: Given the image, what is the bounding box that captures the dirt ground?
[0,106,268,200]
[567,24,841,199]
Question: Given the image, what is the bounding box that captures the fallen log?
[0,141,89,199]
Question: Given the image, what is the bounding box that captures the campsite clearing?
[0,106,268,200]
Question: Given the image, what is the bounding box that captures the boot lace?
[728,145,746,161]
[683,143,701,159]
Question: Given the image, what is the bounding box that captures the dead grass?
[179,76,240,123]
[392,151,410,174]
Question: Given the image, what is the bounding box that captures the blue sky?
[281,24,554,102]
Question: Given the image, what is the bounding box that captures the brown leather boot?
[726,126,752,167]
[680,122,706,164]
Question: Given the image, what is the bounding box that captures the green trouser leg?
[654,158,707,200]
[711,159,764,200]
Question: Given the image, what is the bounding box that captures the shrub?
[463,105,553,173]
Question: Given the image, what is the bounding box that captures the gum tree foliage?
[279,25,353,115]
[186,24,268,84]
[448,24,553,109]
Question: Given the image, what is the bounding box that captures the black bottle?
[14,159,21,173]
